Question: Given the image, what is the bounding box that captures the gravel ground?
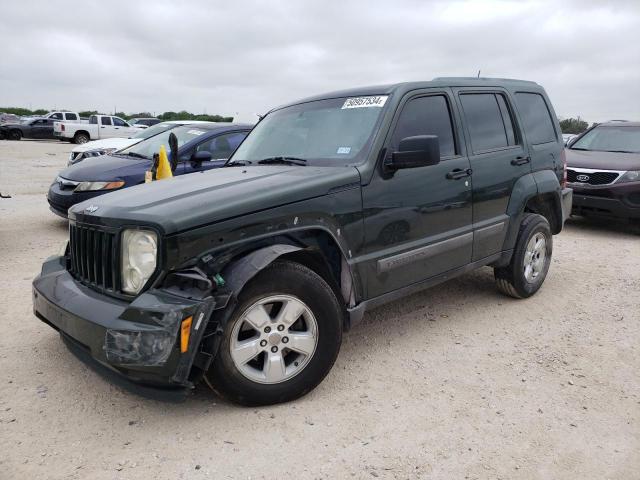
[0,139,638,480]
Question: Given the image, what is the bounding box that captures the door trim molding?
[377,232,473,273]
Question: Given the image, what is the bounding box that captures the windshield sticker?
[342,96,388,109]
[187,129,205,135]
[336,146,351,155]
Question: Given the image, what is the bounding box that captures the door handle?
[511,156,530,166]
[446,168,473,180]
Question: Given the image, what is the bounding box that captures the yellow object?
[180,316,193,353]
[156,145,173,180]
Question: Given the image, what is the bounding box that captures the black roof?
[277,77,542,111]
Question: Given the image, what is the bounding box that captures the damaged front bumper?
[32,255,219,401]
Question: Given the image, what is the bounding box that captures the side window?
[89,116,98,125]
[50,113,63,120]
[113,117,127,127]
[101,117,113,126]
[197,132,247,159]
[460,93,518,152]
[65,113,78,121]
[391,95,456,158]
[496,95,516,145]
[514,93,557,144]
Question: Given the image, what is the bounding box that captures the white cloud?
[0,0,638,122]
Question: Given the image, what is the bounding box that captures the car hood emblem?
[85,205,99,213]
[576,174,590,182]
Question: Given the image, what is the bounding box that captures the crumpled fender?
[190,244,302,374]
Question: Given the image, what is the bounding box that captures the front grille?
[68,223,118,292]
[567,169,619,185]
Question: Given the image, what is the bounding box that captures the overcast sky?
[1,0,638,122]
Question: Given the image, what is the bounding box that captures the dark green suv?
[33,78,572,405]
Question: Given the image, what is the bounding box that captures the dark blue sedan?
[48,123,251,218]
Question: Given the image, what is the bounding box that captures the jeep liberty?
[33,78,573,405]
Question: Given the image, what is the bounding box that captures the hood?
[70,165,361,234]
[566,148,640,171]
[72,137,140,154]
[59,154,149,182]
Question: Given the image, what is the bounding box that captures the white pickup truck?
[53,114,140,144]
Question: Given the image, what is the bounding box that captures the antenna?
[477,70,481,78]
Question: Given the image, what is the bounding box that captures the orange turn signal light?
[180,316,193,353]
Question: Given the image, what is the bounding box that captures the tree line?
[0,107,233,123]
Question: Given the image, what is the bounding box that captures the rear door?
[454,88,530,260]
[513,92,562,174]
[99,116,116,138]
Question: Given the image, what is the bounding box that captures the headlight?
[121,229,157,295]
[74,180,124,192]
[617,170,640,184]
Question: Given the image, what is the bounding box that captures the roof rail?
[432,76,538,85]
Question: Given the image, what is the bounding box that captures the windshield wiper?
[569,147,589,151]
[606,150,636,154]
[257,156,307,166]
[226,160,253,166]
[123,152,149,159]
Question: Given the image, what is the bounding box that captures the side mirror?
[387,135,440,171]
[191,150,212,165]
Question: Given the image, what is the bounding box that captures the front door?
[181,132,248,174]
[360,91,473,298]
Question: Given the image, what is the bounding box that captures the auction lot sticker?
[342,96,388,109]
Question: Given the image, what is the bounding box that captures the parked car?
[53,115,139,144]
[566,120,640,224]
[33,78,571,405]
[129,117,161,128]
[48,123,250,217]
[67,121,223,166]
[0,111,83,140]
[0,117,56,140]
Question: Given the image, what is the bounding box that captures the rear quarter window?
[515,93,557,144]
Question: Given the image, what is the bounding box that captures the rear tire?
[8,129,21,141]
[494,213,552,299]
[73,132,89,144]
[207,260,343,406]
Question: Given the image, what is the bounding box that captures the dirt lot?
[0,139,638,480]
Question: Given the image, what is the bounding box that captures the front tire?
[494,213,552,299]
[207,260,343,406]
[8,129,22,141]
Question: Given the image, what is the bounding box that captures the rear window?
[460,93,517,152]
[515,93,557,144]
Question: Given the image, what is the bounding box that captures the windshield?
[129,122,177,140]
[571,125,640,153]
[118,125,208,159]
[230,96,388,165]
